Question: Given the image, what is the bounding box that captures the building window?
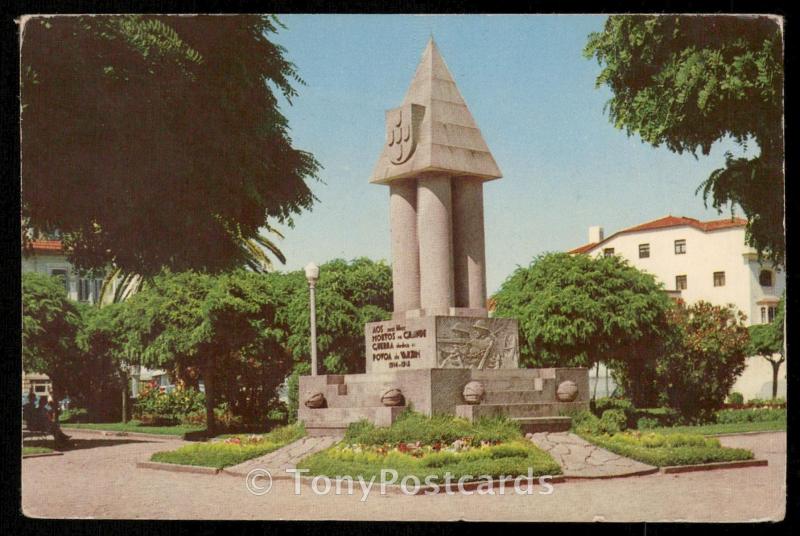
[92,279,103,304]
[759,270,773,287]
[713,271,726,287]
[50,269,68,293]
[676,275,687,290]
[34,384,47,394]
[603,248,615,257]
[78,278,92,302]
[761,307,767,323]
[674,239,686,255]
[638,243,650,258]
[768,306,777,323]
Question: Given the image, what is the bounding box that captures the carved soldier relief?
[436,317,519,370]
[386,103,424,165]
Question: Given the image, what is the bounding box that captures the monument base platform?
[299,367,589,435]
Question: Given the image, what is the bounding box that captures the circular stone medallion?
[556,380,579,402]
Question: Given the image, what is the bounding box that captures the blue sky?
[269,14,744,294]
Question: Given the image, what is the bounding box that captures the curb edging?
[661,458,768,474]
[22,451,64,459]
[136,460,220,475]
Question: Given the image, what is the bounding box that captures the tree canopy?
[585,15,784,264]
[656,301,749,418]
[21,15,320,276]
[22,273,83,404]
[748,294,785,399]
[282,258,393,374]
[120,269,297,431]
[492,253,673,384]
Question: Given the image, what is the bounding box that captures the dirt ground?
[21,430,786,521]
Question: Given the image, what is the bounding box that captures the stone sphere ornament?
[381,388,405,407]
[556,380,579,402]
[462,381,486,404]
[304,392,327,409]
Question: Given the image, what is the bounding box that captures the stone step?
[483,389,552,404]
[456,401,586,420]
[514,417,572,434]
[479,378,555,393]
[305,424,348,438]
[470,368,557,380]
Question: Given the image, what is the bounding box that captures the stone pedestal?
[365,315,519,374]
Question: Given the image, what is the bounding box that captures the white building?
[569,215,785,400]
[22,240,109,305]
[22,239,168,399]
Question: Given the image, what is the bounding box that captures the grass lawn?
[642,420,786,436]
[23,446,54,456]
[150,423,305,469]
[297,411,561,481]
[61,420,205,436]
[581,431,754,467]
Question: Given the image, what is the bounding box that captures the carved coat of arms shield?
[386,103,424,165]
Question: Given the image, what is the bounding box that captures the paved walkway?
[22,430,785,521]
[527,432,657,478]
[223,436,339,477]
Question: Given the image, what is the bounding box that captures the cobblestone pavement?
[527,432,657,478]
[223,436,339,477]
[21,430,786,521]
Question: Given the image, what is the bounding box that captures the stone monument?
[299,39,588,436]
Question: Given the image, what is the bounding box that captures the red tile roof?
[568,215,747,254]
[568,242,599,255]
[29,240,64,252]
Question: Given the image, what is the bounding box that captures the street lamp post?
[305,262,320,376]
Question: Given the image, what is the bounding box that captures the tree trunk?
[121,372,128,423]
[592,362,600,400]
[770,359,783,400]
[204,367,216,436]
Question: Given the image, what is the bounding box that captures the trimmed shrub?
[727,392,744,405]
[636,416,659,430]
[343,410,521,447]
[572,409,623,436]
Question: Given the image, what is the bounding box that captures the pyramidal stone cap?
[370,38,502,184]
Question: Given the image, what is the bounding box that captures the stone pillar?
[417,174,454,314]
[389,179,420,315]
[452,177,487,311]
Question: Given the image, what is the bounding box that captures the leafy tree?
[119,270,292,434]
[585,15,784,264]
[21,15,319,277]
[493,253,673,405]
[76,303,133,421]
[656,301,749,420]
[282,258,393,375]
[748,294,785,399]
[22,273,83,419]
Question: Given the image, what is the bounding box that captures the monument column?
[452,177,487,311]
[389,179,420,316]
[417,173,454,314]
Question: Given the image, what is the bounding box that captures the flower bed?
[581,431,754,467]
[297,412,561,480]
[149,423,305,469]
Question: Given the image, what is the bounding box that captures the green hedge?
[344,410,522,447]
[716,408,786,423]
